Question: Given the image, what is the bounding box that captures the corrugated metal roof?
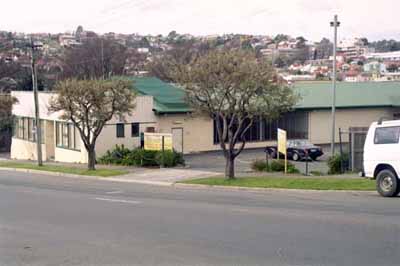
[132,77,192,114]
[131,77,400,114]
[293,81,400,110]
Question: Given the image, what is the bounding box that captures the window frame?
[12,116,45,144]
[55,121,81,151]
[374,126,400,145]
[131,123,140,137]
[116,123,125,138]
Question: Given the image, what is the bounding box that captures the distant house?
[10,79,400,163]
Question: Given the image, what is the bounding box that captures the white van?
[363,119,400,197]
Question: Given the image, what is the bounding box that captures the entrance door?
[172,128,183,153]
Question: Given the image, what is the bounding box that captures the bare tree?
[147,41,210,82]
[49,79,136,170]
[175,50,297,179]
[62,38,127,80]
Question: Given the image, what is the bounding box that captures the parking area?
[184,148,329,175]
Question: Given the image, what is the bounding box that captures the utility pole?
[330,15,340,156]
[101,37,105,79]
[30,37,43,166]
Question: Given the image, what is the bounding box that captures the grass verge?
[180,176,376,191]
[0,162,128,177]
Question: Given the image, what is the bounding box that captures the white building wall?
[10,139,47,161]
[11,91,158,163]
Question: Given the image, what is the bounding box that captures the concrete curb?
[173,182,377,195]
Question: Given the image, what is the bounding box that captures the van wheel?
[376,170,399,197]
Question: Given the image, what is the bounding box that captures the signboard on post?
[277,128,288,174]
[144,133,173,151]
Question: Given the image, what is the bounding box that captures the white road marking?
[95,197,141,204]
[106,190,124,195]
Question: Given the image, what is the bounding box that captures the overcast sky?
[1,0,398,41]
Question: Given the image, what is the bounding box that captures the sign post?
[277,128,287,174]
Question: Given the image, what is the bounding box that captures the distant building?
[59,35,80,47]
[337,38,372,60]
[365,51,400,62]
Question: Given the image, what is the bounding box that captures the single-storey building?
[10,78,400,163]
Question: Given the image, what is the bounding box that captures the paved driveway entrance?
[185,149,329,175]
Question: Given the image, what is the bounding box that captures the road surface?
[0,170,399,266]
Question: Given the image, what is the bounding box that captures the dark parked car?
[265,139,324,161]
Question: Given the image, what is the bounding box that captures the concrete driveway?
[185,148,330,175]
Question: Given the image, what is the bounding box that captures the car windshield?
[287,139,311,147]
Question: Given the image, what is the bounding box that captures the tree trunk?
[88,148,96,171]
[225,155,235,179]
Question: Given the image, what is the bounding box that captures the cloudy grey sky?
[1,0,398,41]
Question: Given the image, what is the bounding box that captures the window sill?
[56,146,81,152]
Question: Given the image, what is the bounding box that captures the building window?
[146,127,155,133]
[55,121,80,151]
[374,127,400,144]
[263,112,309,141]
[213,112,309,144]
[116,123,125,138]
[131,123,140,137]
[13,116,45,144]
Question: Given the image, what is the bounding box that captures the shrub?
[140,150,159,167]
[155,150,186,167]
[251,160,269,172]
[270,160,285,172]
[98,146,185,168]
[121,148,144,166]
[328,153,349,174]
[155,150,175,167]
[270,160,299,174]
[172,150,185,166]
[287,164,300,174]
[98,145,130,165]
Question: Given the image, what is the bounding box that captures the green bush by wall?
[98,145,185,168]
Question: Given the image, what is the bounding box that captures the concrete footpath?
[0,165,219,186]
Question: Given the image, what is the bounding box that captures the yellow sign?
[277,128,288,174]
[144,133,173,151]
[277,128,287,155]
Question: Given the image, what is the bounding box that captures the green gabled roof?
[132,77,191,114]
[293,81,400,110]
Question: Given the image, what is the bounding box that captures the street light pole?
[30,37,43,166]
[330,15,340,156]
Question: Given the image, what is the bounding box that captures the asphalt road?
[0,170,399,266]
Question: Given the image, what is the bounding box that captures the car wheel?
[292,152,300,161]
[376,170,399,197]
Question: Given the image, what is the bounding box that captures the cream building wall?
[157,113,275,154]
[158,107,398,154]
[308,107,397,144]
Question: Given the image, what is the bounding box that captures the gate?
[349,127,368,172]
[339,127,368,172]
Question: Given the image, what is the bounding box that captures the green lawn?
[0,162,128,177]
[181,176,376,191]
